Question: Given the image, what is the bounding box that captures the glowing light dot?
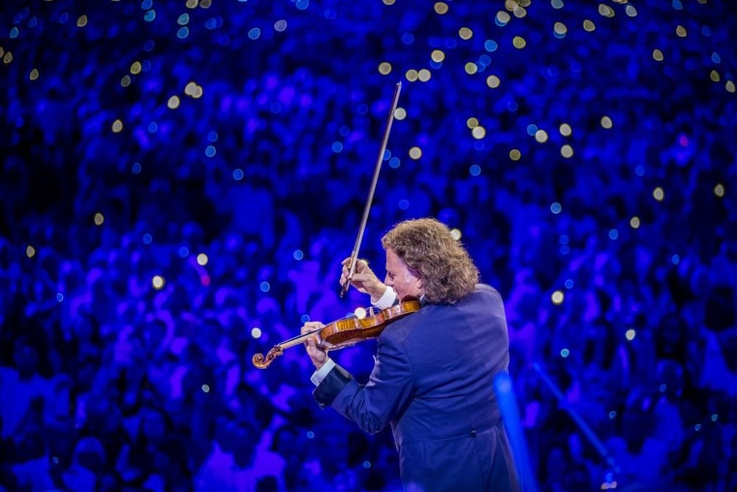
[431,50,445,62]
[434,2,449,14]
[450,228,462,240]
[121,75,131,87]
[625,4,637,16]
[394,107,407,120]
[186,0,198,8]
[130,61,142,74]
[378,62,392,75]
[260,281,270,292]
[152,276,165,290]
[467,118,479,129]
[418,69,431,82]
[554,22,567,36]
[598,4,615,17]
[405,69,419,82]
[653,49,664,62]
[711,414,718,422]
[535,129,548,143]
[601,116,613,129]
[77,15,88,27]
[559,123,572,136]
[193,85,203,98]
[513,6,527,18]
[293,250,304,260]
[560,348,569,358]
[472,126,486,139]
[251,327,262,339]
[354,307,367,319]
[512,36,526,49]
[112,120,123,133]
[509,149,521,161]
[550,202,562,214]
[710,70,720,82]
[465,62,478,74]
[625,328,636,341]
[551,0,564,9]
[486,75,501,88]
[2,52,12,64]
[459,27,473,40]
[167,95,180,109]
[496,11,511,25]
[185,82,197,95]
[94,213,104,225]
[409,147,422,159]
[653,187,665,201]
[630,216,641,229]
[561,145,574,158]
[676,25,687,37]
[201,384,210,393]
[552,291,564,305]
[714,184,725,197]
[583,19,596,32]
[274,19,288,32]
[197,253,208,266]
[57,293,64,302]
[383,0,395,4]
[200,0,212,7]
[29,69,39,81]
[726,80,736,93]
[26,245,36,258]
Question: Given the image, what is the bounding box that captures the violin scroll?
[252,346,284,370]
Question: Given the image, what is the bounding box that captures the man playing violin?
[301,218,520,492]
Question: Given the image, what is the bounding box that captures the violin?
[252,300,420,369]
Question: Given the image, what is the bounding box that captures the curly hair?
[381,218,479,304]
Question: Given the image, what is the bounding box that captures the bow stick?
[340,82,402,298]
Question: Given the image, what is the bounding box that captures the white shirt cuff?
[372,287,397,309]
[310,358,336,386]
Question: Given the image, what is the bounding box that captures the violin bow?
[340,81,403,298]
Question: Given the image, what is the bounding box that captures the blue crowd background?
[1,0,735,490]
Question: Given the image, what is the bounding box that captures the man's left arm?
[313,332,413,435]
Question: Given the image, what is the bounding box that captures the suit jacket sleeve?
[313,332,413,435]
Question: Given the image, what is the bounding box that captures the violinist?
[301,218,520,492]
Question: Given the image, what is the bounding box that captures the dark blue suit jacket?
[314,284,520,491]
